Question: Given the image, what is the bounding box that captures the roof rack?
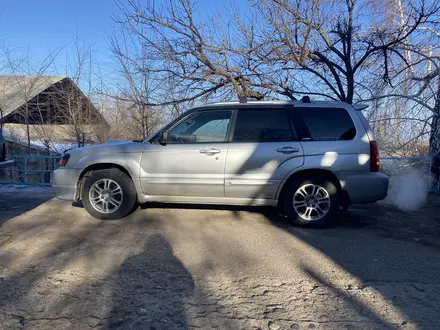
[301,96,311,103]
[353,103,368,110]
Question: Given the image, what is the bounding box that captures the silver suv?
[53,100,388,226]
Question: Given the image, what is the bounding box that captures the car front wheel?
[82,168,137,220]
[284,175,339,227]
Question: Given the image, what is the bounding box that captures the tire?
[82,168,137,220]
[283,174,339,227]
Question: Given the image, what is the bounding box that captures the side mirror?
[159,130,168,146]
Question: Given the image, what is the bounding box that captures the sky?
[0,0,117,77]
[0,0,248,85]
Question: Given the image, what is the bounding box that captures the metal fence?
[0,155,61,186]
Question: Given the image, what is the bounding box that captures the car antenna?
[239,95,247,103]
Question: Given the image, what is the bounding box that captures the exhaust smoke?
[387,169,428,211]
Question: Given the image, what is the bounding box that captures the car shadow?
[140,202,377,228]
[140,202,280,221]
[0,186,54,226]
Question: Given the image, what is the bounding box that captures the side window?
[233,109,293,142]
[167,110,232,144]
[299,108,356,141]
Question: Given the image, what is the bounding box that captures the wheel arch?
[276,169,343,209]
[75,163,132,201]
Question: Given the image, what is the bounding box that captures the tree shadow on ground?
[140,198,440,328]
[0,204,182,329]
[0,190,53,226]
[2,194,440,329]
[272,201,440,328]
[104,234,194,330]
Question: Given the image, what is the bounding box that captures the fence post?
[24,157,28,184]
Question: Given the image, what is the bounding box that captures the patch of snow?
[1,127,11,138]
[6,138,83,154]
[28,140,78,154]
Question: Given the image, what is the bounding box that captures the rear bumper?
[0,160,16,169]
[52,168,81,201]
[337,172,389,204]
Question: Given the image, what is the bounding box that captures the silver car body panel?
[52,168,82,200]
[137,194,278,206]
[225,141,304,199]
[53,142,145,200]
[53,100,388,207]
[139,143,229,197]
[336,171,388,203]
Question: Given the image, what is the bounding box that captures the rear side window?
[299,107,356,141]
[233,109,293,142]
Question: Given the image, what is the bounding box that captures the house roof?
[0,75,106,125]
[0,76,67,118]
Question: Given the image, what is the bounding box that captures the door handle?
[277,147,299,154]
[199,148,221,155]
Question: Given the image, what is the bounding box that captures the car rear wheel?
[284,175,339,227]
[82,168,137,220]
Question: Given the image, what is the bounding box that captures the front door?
[225,107,304,200]
[140,109,233,197]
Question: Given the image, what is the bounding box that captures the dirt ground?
[1,186,440,330]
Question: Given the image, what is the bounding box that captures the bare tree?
[110,31,165,139]
[1,47,59,152]
[49,80,93,147]
[250,0,439,104]
[99,98,157,141]
[44,37,108,148]
[114,0,268,105]
[361,8,439,158]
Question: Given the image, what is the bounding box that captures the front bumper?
[337,172,389,204]
[52,168,82,201]
[0,160,16,169]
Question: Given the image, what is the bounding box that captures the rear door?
[291,105,369,172]
[224,107,304,200]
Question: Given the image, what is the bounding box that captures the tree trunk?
[430,109,440,156]
[429,80,440,190]
[429,80,440,157]
[76,131,81,148]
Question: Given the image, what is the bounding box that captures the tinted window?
[300,108,356,141]
[167,110,232,143]
[233,109,292,142]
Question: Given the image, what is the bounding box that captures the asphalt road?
[1,186,440,329]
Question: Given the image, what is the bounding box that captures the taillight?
[59,153,70,167]
[370,141,380,172]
